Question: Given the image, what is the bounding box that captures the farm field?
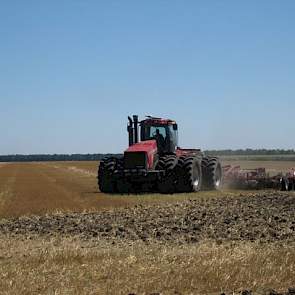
[0,161,228,218]
[0,160,295,294]
[0,159,294,218]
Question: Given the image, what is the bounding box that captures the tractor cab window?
[150,126,167,140]
[141,125,167,153]
[168,125,178,148]
[141,125,167,141]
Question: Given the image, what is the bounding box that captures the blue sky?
[0,0,294,154]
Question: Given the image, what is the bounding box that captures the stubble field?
[0,161,295,294]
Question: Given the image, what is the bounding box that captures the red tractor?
[98,115,222,194]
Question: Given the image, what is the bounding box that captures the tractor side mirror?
[173,124,178,131]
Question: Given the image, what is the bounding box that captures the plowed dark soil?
[218,289,295,295]
[1,192,295,244]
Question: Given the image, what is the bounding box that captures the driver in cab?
[154,129,165,153]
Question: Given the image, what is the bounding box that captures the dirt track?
[1,192,295,244]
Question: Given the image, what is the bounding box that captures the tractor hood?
[124,140,157,169]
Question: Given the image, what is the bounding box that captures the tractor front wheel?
[98,157,117,193]
[156,155,178,194]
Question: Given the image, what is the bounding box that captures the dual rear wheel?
[157,155,222,193]
[201,157,223,190]
[281,177,295,191]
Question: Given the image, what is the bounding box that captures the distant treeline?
[0,154,122,162]
[0,149,294,162]
[205,149,295,156]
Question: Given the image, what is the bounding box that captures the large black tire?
[156,155,178,193]
[114,157,132,194]
[116,180,133,194]
[98,157,117,193]
[280,177,289,191]
[288,179,294,191]
[176,156,202,193]
[201,156,222,190]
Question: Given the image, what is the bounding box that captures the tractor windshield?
[142,125,167,141]
[141,124,168,141]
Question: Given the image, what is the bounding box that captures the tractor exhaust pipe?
[133,115,139,144]
[127,116,134,146]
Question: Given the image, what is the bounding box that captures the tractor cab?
[128,115,178,155]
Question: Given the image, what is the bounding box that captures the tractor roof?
[141,116,176,126]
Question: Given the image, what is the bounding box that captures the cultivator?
[222,165,295,191]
